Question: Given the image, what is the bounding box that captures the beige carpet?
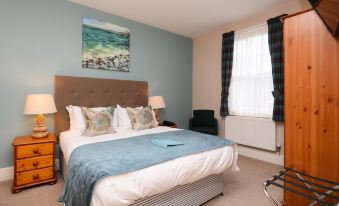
[0,156,283,206]
[204,156,283,206]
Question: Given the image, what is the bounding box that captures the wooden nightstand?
[12,134,57,193]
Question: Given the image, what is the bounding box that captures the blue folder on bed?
[151,139,184,148]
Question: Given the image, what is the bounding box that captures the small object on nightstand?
[24,94,57,138]
[162,121,177,128]
[12,134,57,193]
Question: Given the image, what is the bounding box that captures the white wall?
[192,0,311,165]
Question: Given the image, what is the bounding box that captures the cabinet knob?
[33,174,39,180]
[32,161,39,167]
[33,148,39,154]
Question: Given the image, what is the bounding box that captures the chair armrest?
[213,118,218,134]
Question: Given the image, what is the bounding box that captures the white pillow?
[66,105,118,133]
[66,106,74,131]
[116,105,143,129]
[112,109,118,131]
[67,105,86,132]
[151,108,158,126]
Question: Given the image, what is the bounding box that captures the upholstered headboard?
[54,75,148,136]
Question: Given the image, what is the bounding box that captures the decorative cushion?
[66,105,118,133]
[116,104,143,129]
[127,105,158,130]
[82,107,115,137]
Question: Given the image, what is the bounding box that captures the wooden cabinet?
[314,0,339,36]
[12,134,57,193]
[284,10,339,205]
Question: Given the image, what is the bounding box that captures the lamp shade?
[24,94,57,115]
[149,96,166,109]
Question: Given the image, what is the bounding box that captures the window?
[228,24,274,118]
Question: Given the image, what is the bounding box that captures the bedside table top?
[12,134,56,146]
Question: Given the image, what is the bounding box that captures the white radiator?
[225,116,276,151]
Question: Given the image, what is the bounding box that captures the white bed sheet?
[60,127,239,206]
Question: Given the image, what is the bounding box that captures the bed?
[55,75,238,206]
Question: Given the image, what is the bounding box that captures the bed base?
[60,152,224,206]
[131,174,223,206]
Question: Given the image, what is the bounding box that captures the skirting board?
[237,145,284,166]
[0,167,13,182]
[0,159,60,182]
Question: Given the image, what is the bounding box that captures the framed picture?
[82,17,130,72]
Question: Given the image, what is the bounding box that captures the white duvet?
[60,127,239,206]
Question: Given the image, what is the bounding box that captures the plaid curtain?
[220,31,235,117]
[267,14,287,121]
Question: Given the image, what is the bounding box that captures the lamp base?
[32,131,49,138]
[32,114,49,138]
[32,125,49,138]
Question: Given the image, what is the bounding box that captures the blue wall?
[0,0,192,168]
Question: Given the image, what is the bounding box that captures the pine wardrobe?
[284,9,339,205]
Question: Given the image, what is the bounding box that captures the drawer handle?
[33,161,39,167]
[33,174,39,180]
[33,148,40,154]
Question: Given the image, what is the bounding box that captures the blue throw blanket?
[58,130,233,206]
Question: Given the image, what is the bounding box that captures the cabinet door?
[284,10,339,205]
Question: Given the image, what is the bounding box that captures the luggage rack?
[263,167,339,206]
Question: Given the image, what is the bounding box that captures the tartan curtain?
[267,14,287,121]
[220,31,235,117]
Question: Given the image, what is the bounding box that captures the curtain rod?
[235,22,267,34]
[280,8,313,21]
[233,8,310,35]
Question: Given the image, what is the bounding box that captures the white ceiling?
[70,0,286,38]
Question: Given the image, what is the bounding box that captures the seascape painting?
[82,17,130,72]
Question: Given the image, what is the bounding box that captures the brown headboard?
[54,75,148,136]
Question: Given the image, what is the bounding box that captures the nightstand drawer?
[16,155,53,172]
[16,167,54,185]
[16,143,53,159]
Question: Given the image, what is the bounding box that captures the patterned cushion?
[82,107,115,137]
[127,105,158,130]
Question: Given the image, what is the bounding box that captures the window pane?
[228,24,274,118]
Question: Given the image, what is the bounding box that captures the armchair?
[189,110,218,135]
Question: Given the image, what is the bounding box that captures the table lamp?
[149,96,166,123]
[24,94,57,138]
